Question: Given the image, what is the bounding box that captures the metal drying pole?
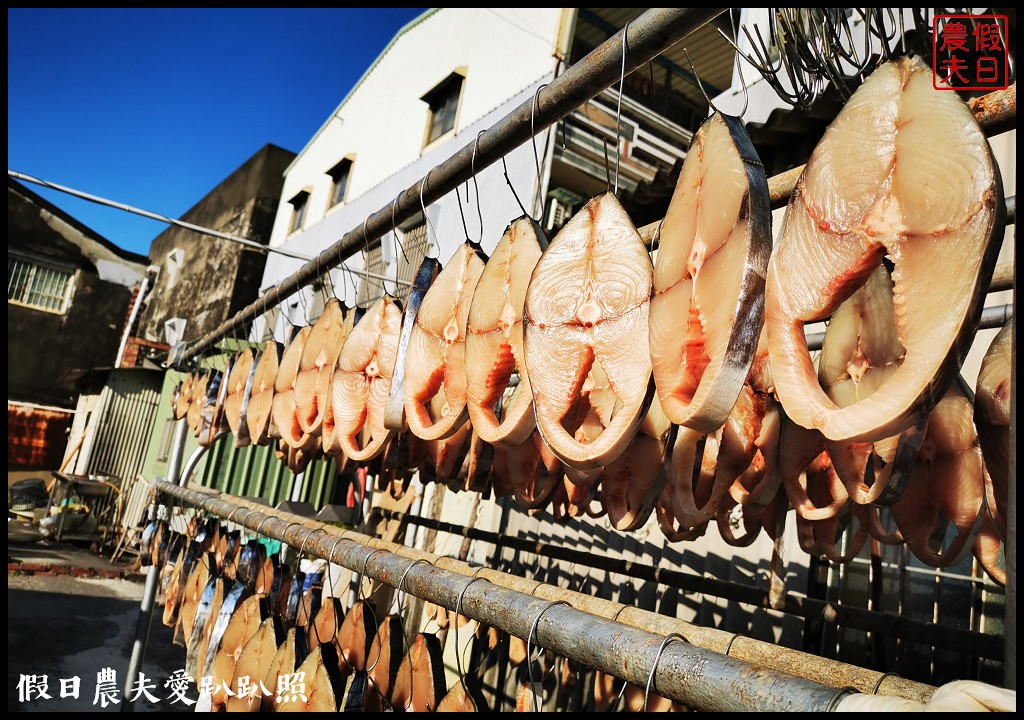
[176,7,728,363]
[153,480,854,712]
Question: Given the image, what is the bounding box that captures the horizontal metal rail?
[153,481,937,708]
[374,508,1002,662]
[178,7,727,365]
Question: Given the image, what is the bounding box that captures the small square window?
[422,72,464,147]
[328,158,353,208]
[8,254,74,314]
[288,189,310,234]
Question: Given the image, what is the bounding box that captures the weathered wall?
[8,179,147,408]
[140,143,296,344]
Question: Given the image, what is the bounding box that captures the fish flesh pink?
[295,298,352,436]
[331,296,403,461]
[599,393,673,531]
[246,340,284,445]
[778,417,850,521]
[975,319,1011,539]
[765,55,1004,442]
[466,216,547,447]
[273,326,319,450]
[650,112,771,433]
[524,193,654,470]
[889,381,986,568]
[404,243,487,441]
[818,265,921,506]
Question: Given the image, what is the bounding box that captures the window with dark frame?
[422,72,464,147]
[328,158,353,208]
[288,189,310,234]
[7,254,74,313]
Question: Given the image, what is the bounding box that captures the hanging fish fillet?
[404,243,487,441]
[466,216,547,447]
[600,393,673,531]
[174,373,194,421]
[494,429,563,511]
[363,613,405,711]
[187,370,210,437]
[778,417,850,521]
[247,340,285,445]
[975,318,1011,539]
[389,632,448,712]
[889,380,986,568]
[524,193,654,470]
[273,326,320,450]
[656,428,713,542]
[207,588,262,710]
[650,112,772,433]
[295,298,352,436]
[337,599,376,680]
[198,369,226,447]
[225,616,280,712]
[261,627,308,712]
[331,296,404,461]
[385,257,441,431]
[224,347,255,446]
[175,553,211,648]
[765,55,1004,443]
[276,644,344,712]
[417,388,473,485]
[818,265,922,506]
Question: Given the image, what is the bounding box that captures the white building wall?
[256,8,567,340]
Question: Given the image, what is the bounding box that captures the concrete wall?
[140,144,296,344]
[8,179,147,409]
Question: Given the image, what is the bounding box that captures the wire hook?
[642,632,689,711]
[453,577,488,694]
[526,599,570,712]
[419,170,439,259]
[613,20,630,195]
[530,83,548,218]
[471,130,485,244]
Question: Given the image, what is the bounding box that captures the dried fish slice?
[404,243,487,441]
[765,55,1004,442]
[524,192,654,470]
[466,216,547,447]
[650,112,771,433]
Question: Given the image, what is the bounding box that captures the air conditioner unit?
[546,197,572,232]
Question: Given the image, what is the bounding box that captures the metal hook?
[255,514,273,540]
[456,180,472,242]
[713,11,750,119]
[453,577,487,693]
[501,154,530,219]
[419,170,439,258]
[612,20,630,195]
[642,632,689,712]
[394,558,432,710]
[297,527,318,559]
[526,600,570,712]
[471,130,485,244]
[390,195,408,264]
[683,47,723,119]
[530,83,548,217]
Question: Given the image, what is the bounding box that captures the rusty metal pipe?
[154,480,850,711]
[179,484,936,701]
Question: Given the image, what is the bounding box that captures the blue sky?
[8,8,426,257]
